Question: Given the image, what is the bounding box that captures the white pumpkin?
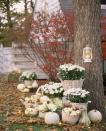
[27,86,32,89]
[17,84,25,91]
[88,110,102,123]
[24,97,31,102]
[25,108,38,116]
[32,80,38,88]
[45,112,60,124]
[40,96,51,103]
[21,88,30,93]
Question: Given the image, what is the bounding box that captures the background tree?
[0,0,34,46]
[23,11,74,81]
[73,0,105,114]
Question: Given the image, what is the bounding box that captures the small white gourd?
[25,108,38,116]
[40,96,50,103]
[27,86,32,89]
[45,112,60,124]
[32,80,38,88]
[88,110,102,123]
[21,88,30,93]
[17,84,25,91]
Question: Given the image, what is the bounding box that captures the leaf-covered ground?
[0,74,106,131]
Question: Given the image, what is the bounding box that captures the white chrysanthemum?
[40,82,63,95]
[59,64,85,71]
[64,88,89,97]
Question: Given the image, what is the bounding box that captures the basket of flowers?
[58,63,86,90]
[39,82,64,98]
[63,88,90,108]
[19,71,37,88]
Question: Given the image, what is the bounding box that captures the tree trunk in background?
[24,0,28,16]
[73,0,105,114]
[6,0,12,28]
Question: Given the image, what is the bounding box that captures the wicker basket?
[61,79,84,91]
[62,110,80,124]
[70,102,88,110]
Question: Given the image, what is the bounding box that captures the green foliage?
[67,94,90,103]
[8,71,21,83]
[0,113,5,124]
[19,72,37,82]
[59,69,85,80]
[8,124,63,131]
[8,123,27,131]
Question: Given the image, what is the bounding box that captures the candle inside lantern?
[83,46,92,62]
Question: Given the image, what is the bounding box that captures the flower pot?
[24,80,33,87]
[62,110,80,125]
[61,79,84,91]
[70,102,87,110]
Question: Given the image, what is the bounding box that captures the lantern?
[83,46,92,63]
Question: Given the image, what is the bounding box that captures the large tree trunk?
[73,0,105,114]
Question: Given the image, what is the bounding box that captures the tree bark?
[73,0,105,114]
[24,0,28,16]
[6,0,12,28]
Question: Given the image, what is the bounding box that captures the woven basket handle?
[36,86,44,95]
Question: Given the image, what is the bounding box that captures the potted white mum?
[58,63,85,90]
[19,71,38,88]
[63,88,90,107]
[40,82,64,98]
[63,88,91,126]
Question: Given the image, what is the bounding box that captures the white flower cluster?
[59,63,85,72]
[63,107,81,116]
[22,71,31,76]
[19,71,37,81]
[40,82,64,95]
[21,71,34,78]
[64,88,89,98]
